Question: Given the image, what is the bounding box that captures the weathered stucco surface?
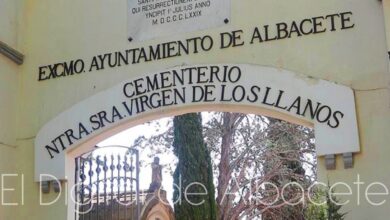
[0,0,389,219]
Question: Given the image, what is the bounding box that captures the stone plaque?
[127,0,231,41]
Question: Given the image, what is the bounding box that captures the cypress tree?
[172,113,217,220]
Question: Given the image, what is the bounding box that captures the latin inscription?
[131,0,209,25]
[127,0,228,41]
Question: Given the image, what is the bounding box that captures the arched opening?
[32,64,358,219]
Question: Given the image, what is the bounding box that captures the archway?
[33,64,359,219]
[35,64,359,182]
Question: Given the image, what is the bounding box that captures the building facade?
[1,0,390,219]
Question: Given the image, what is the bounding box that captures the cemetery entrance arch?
[34,64,360,219]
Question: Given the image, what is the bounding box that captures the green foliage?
[305,189,327,220]
[305,186,347,220]
[131,112,317,219]
[172,113,217,220]
[326,188,347,220]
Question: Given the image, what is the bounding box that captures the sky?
[97,117,176,205]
